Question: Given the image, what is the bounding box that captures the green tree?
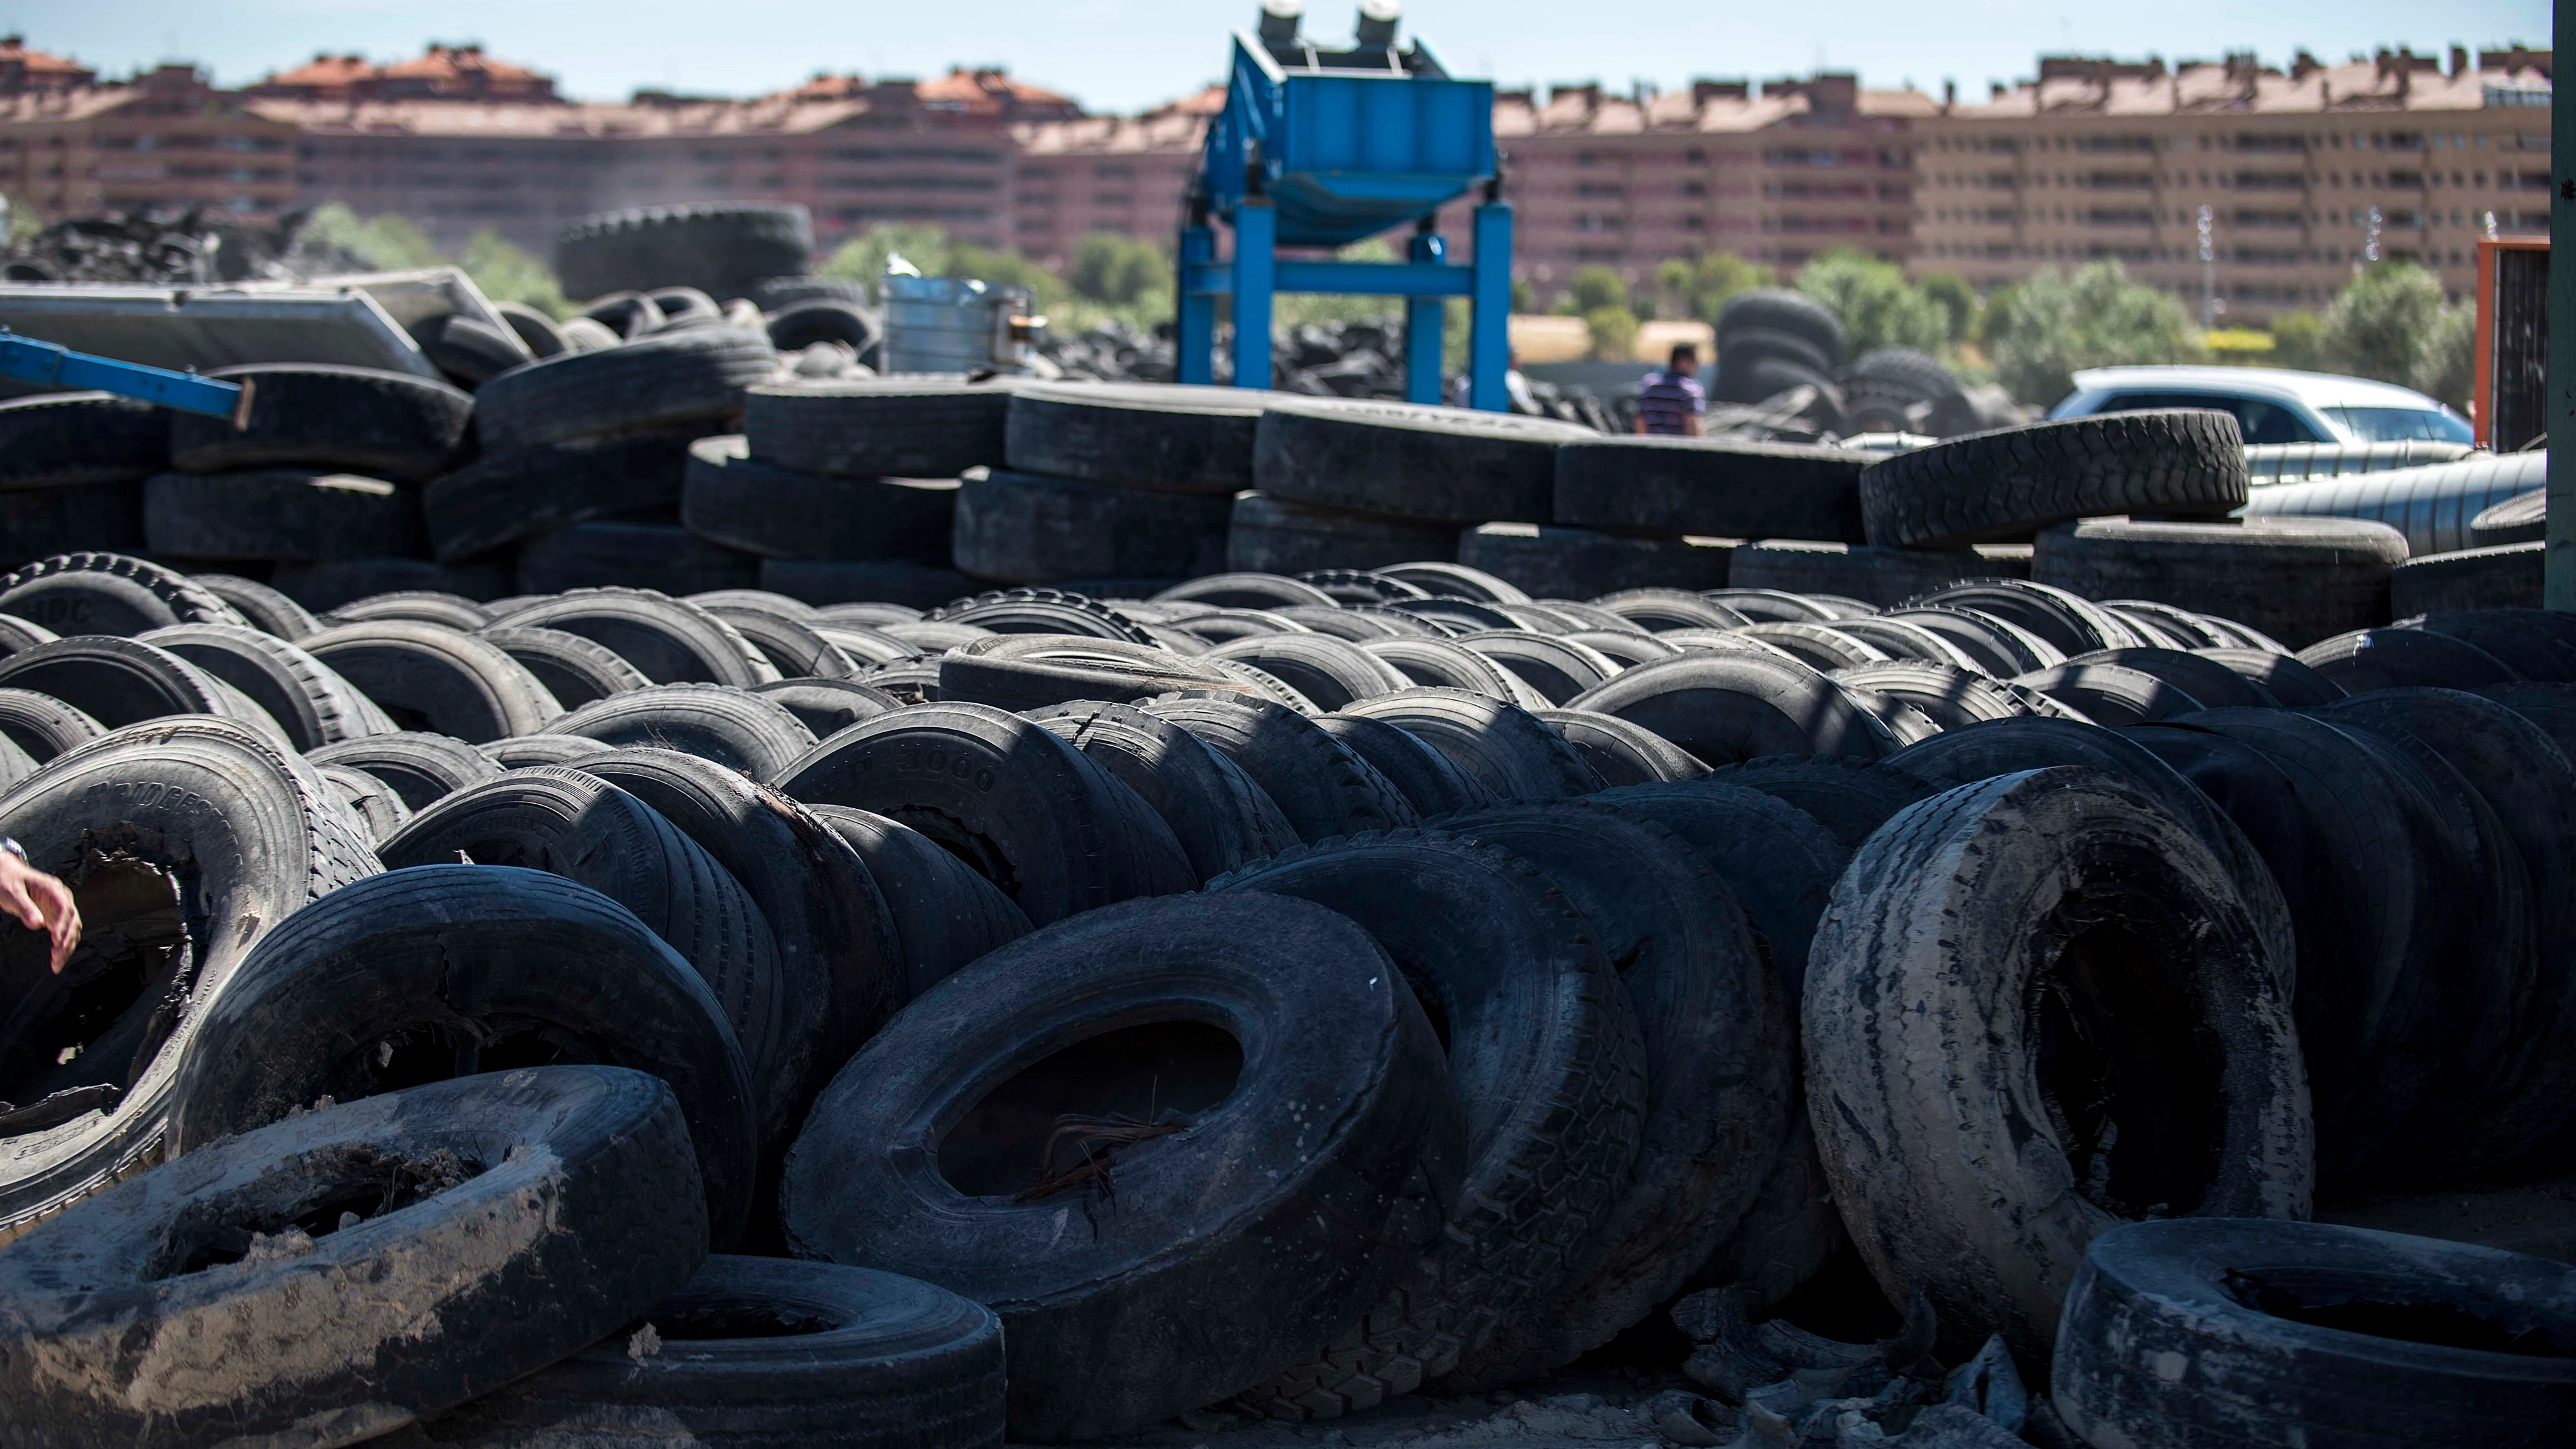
[1673,252,1772,324]
[2418,301,2474,410]
[1510,278,1535,314]
[1915,272,1977,346]
[819,223,953,298]
[1795,247,1949,358]
[2269,309,2325,372]
[1569,265,1629,315]
[458,229,569,317]
[1066,231,1167,307]
[1984,260,2204,405]
[295,202,446,271]
[2320,261,2472,406]
[1583,303,1640,361]
[2320,261,2447,388]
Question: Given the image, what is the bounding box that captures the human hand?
[0,852,80,972]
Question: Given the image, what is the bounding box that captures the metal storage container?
[882,275,1037,375]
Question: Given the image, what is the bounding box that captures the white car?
[2049,366,2474,446]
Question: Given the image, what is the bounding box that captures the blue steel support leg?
[1405,230,1447,405]
[1231,200,1276,391]
[1177,224,1216,386]
[1468,201,1513,412]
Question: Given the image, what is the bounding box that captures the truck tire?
[475,329,776,452]
[545,683,817,781]
[1553,439,1866,543]
[1860,412,2248,549]
[0,551,245,636]
[744,380,1013,480]
[425,431,695,562]
[557,202,814,301]
[1253,397,1589,524]
[504,587,779,687]
[2034,516,2409,649]
[300,620,564,742]
[1004,381,1265,493]
[169,364,473,481]
[682,435,956,563]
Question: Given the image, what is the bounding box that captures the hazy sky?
[13,0,2553,113]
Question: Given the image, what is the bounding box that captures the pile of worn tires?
[0,533,2571,1446]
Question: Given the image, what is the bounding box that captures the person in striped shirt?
[1634,343,1705,437]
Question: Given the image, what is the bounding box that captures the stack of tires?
[694,377,1009,609]
[2237,450,2547,620]
[1709,289,1845,421]
[423,321,780,600]
[0,391,167,562]
[1836,346,1976,437]
[1231,397,1592,575]
[952,382,1249,593]
[0,538,2570,1444]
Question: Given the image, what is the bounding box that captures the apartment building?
[256,55,1076,256]
[1911,47,2553,321]
[0,63,298,222]
[1008,89,1213,270]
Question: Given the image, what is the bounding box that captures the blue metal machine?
[1177,0,1514,409]
[0,330,248,422]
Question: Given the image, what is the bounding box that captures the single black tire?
[479,624,654,709]
[425,431,696,562]
[0,688,80,770]
[168,364,473,482]
[1901,578,2150,656]
[764,298,876,353]
[1253,397,1590,524]
[1153,572,1342,609]
[2296,627,2519,694]
[2054,1218,2576,1449]
[476,329,777,453]
[545,682,817,781]
[1023,701,1300,882]
[192,573,321,641]
[744,380,1014,479]
[1421,800,1790,1384]
[576,746,902,1104]
[1716,325,1836,378]
[1727,540,2031,610]
[693,603,856,680]
[142,469,426,563]
[1591,589,1752,633]
[169,862,753,1242]
[1452,630,1623,707]
[1457,521,1734,600]
[1360,637,1546,707]
[1566,652,1899,766]
[2120,710,2481,1186]
[1134,693,1417,842]
[2391,542,2546,616]
[926,588,1156,644]
[1806,767,2311,1358]
[804,806,1032,1002]
[300,620,564,742]
[409,311,524,389]
[505,587,781,687]
[518,520,762,598]
[1227,493,1460,574]
[2409,610,2576,683]
[1553,437,1868,542]
[412,1255,1006,1449]
[2033,516,2410,650]
[2012,661,2203,726]
[1739,621,1889,672]
[1,1066,708,1449]
[1306,712,1495,818]
[138,621,390,750]
[2066,646,2280,709]
[2471,488,2547,546]
[308,731,506,811]
[558,202,814,302]
[1877,605,2067,676]
[682,434,956,563]
[1716,289,1845,361]
[782,891,1465,1441]
[493,299,567,359]
[316,759,414,840]
[2197,647,2344,706]
[377,770,794,1146]
[1338,688,1605,802]
[0,551,245,636]
[775,702,1193,924]
[1702,755,1938,851]
[753,677,902,738]
[0,482,145,560]
[1586,780,1850,1005]
[1859,412,2249,549]
[0,717,380,1240]
[951,468,1231,585]
[1003,381,1266,493]
[0,393,166,489]
[1827,659,2043,731]
[581,291,664,340]
[1533,708,1708,786]
[1210,836,1643,1418]
[269,557,513,611]
[325,591,494,630]
[933,635,1255,714]
[1201,630,1414,712]
[481,734,611,767]
[0,635,269,735]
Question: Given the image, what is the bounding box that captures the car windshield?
[2324,406,2476,444]
[2084,392,2322,445]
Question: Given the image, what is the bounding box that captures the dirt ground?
[1094,1370,1694,1449]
